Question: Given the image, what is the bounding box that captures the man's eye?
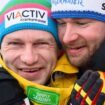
[58,22,66,28]
[76,22,87,25]
[8,42,22,45]
[34,42,49,46]
[58,21,65,25]
[39,42,48,45]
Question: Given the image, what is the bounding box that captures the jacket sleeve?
[0,67,31,105]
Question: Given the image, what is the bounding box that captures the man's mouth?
[70,44,86,49]
[18,67,43,73]
[67,45,86,56]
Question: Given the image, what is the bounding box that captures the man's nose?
[63,23,79,44]
[20,46,38,65]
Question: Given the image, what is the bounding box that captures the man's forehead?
[3,30,55,41]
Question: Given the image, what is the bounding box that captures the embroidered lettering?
[6,12,14,21]
[6,10,45,21]
[27,86,60,105]
[5,8,48,28]
[52,0,84,7]
[102,3,105,10]
[22,10,30,17]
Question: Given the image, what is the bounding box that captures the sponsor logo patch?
[5,8,48,28]
[27,86,60,105]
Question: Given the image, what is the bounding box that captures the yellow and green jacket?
[0,55,105,105]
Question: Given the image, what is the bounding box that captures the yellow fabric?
[1,54,105,105]
[50,54,78,104]
[74,83,92,105]
[73,71,105,105]
[86,96,92,105]
[0,55,78,105]
[98,71,105,93]
[50,54,78,88]
[74,83,81,91]
[53,54,78,73]
[81,90,92,105]
[98,71,105,105]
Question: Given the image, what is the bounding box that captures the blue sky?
[0,0,10,11]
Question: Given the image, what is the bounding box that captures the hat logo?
[51,0,84,7]
[5,8,48,28]
[6,10,45,21]
[102,3,105,10]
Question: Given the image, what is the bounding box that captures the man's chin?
[70,61,82,67]
[68,57,87,67]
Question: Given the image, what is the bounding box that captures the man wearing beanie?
[0,0,63,105]
[0,0,104,105]
[0,0,90,105]
[51,0,105,105]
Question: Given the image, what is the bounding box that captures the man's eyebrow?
[6,37,23,42]
[33,37,55,42]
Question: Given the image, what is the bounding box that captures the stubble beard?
[65,52,91,68]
